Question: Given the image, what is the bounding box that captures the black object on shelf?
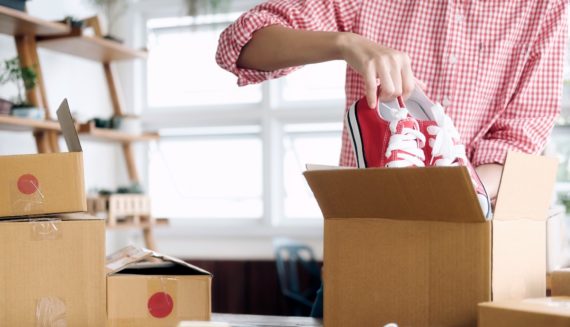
[0,0,28,12]
[103,35,124,44]
[0,98,13,116]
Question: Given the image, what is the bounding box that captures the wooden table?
[211,313,323,327]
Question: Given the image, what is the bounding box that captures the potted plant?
[185,0,229,16]
[0,57,43,119]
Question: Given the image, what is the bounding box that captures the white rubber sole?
[346,102,366,168]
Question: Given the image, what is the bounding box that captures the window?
[146,15,262,108]
[283,123,343,219]
[281,61,346,102]
[149,127,263,219]
[143,9,346,226]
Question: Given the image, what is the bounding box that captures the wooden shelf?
[0,6,70,36]
[78,122,159,143]
[37,34,147,62]
[106,218,170,230]
[0,115,60,132]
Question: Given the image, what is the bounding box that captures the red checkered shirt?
[216,0,568,167]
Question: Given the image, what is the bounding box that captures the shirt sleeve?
[215,0,362,86]
[471,0,568,166]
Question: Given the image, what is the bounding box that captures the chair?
[273,238,322,316]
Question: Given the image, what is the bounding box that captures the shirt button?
[456,14,463,23]
[442,96,451,107]
[449,54,458,64]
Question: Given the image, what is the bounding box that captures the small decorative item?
[0,57,40,117]
[0,98,13,116]
[59,16,86,36]
[11,107,45,120]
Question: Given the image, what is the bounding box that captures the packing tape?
[35,297,67,327]
[147,277,180,319]
[30,220,62,241]
[9,175,45,214]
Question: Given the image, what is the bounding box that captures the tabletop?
[211,313,323,327]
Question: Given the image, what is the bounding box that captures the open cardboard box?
[0,213,106,326]
[0,99,85,218]
[478,297,570,327]
[304,152,557,327]
[106,246,212,327]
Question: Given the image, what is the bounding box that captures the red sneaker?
[406,88,492,218]
[346,96,426,168]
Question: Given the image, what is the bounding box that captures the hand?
[337,33,417,107]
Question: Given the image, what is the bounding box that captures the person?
[216,0,568,317]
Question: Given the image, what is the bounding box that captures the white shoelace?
[426,104,477,185]
[384,107,426,168]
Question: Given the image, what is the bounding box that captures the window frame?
[132,0,346,236]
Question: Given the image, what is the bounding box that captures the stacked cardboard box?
[0,100,213,326]
[304,152,557,327]
[106,246,212,326]
[0,100,106,326]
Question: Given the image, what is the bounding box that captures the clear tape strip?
[9,176,45,215]
[30,220,62,241]
[35,297,67,327]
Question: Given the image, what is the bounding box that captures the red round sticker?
[148,292,173,318]
[17,174,39,195]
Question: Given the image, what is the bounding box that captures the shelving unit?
[106,218,169,230]
[0,9,164,249]
[0,6,69,36]
[0,115,60,131]
[78,121,159,143]
[37,34,147,62]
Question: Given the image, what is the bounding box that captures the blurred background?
[1,0,570,317]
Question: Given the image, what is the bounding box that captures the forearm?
[475,163,503,202]
[237,25,345,71]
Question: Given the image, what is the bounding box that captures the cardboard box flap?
[303,166,486,222]
[106,245,211,276]
[479,297,570,317]
[493,152,558,221]
[56,98,82,153]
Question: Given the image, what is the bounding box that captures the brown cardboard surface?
[0,152,85,217]
[492,220,547,300]
[493,152,558,221]
[552,269,570,296]
[0,218,106,326]
[478,297,570,327]
[107,246,212,326]
[304,166,485,223]
[304,152,558,327]
[0,99,86,218]
[324,218,491,327]
[107,275,212,326]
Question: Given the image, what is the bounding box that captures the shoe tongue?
[379,103,406,122]
[395,118,418,134]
